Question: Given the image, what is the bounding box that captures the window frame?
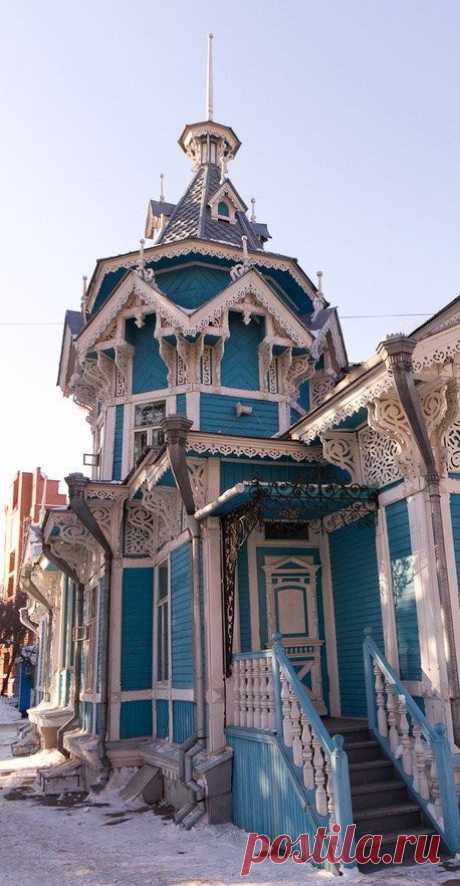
[155,558,170,686]
[132,399,166,464]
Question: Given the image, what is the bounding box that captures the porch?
[225,635,460,867]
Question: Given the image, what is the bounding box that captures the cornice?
[291,365,394,443]
[85,238,317,314]
[185,431,322,463]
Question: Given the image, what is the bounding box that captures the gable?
[156,264,230,309]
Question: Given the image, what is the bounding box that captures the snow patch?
[0,697,21,724]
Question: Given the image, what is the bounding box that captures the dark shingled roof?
[148,199,176,218]
[156,164,267,251]
[66,310,85,337]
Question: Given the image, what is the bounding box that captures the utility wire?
[0,313,433,326]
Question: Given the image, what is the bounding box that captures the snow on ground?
[0,723,459,886]
[0,696,21,724]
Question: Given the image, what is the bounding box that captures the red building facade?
[1,468,66,693]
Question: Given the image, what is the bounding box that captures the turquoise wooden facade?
[21,72,460,863]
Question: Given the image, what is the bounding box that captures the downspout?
[161,416,206,820]
[64,473,113,781]
[42,542,84,754]
[377,335,460,745]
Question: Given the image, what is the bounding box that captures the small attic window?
[217,200,230,219]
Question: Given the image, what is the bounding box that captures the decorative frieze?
[125,486,184,556]
[321,431,362,484]
[359,427,401,487]
[185,432,322,463]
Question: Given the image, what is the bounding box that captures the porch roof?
[194,479,376,522]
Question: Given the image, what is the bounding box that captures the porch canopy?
[195,478,377,676]
[195,479,375,523]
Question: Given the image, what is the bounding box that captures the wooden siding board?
[157,266,229,309]
[172,700,196,743]
[330,518,384,717]
[121,568,153,691]
[112,404,124,481]
[200,394,279,437]
[386,500,421,681]
[221,313,263,390]
[450,494,460,592]
[228,731,315,840]
[171,544,194,689]
[120,700,153,739]
[237,542,251,652]
[126,315,168,394]
[156,699,169,738]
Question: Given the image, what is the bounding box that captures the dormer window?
[217,200,230,220]
[209,181,246,225]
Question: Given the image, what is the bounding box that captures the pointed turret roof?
[155,164,264,249]
[145,34,271,251]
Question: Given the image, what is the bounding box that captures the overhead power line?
[0,312,432,327]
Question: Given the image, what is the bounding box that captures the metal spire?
[206,33,214,121]
[250,198,256,222]
[160,173,165,202]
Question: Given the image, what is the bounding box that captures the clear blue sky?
[1,0,459,512]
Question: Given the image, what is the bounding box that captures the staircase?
[325,718,440,867]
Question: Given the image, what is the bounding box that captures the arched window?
[217,200,230,218]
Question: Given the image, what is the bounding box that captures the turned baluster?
[280,671,292,747]
[426,745,443,823]
[290,689,303,767]
[413,724,429,800]
[312,735,328,816]
[301,713,315,790]
[374,663,388,738]
[233,659,241,727]
[253,658,262,730]
[260,659,269,731]
[385,680,400,753]
[239,659,247,728]
[325,755,335,821]
[266,666,275,731]
[398,696,412,775]
[246,658,254,729]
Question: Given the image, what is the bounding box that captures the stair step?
[354,801,420,821]
[351,779,410,810]
[355,802,423,837]
[357,826,441,871]
[349,758,394,786]
[345,740,382,764]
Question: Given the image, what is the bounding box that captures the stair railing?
[271,633,354,838]
[363,628,460,854]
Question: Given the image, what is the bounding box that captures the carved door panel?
[263,555,327,715]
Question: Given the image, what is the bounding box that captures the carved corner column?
[201,516,226,753]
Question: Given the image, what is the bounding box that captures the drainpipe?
[64,473,113,781]
[377,334,460,745]
[42,542,84,752]
[161,416,206,816]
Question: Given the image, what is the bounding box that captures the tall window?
[133,401,166,464]
[156,561,169,683]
